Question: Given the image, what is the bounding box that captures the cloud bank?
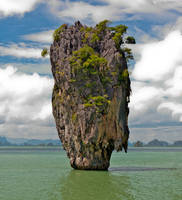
[130,30,182,130]
[0,65,56,139]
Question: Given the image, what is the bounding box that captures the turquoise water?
[0,147,182,200]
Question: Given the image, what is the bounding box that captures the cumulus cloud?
[130,30,182,133]
[132,31,182,81]
[0,65,58,139]
[0,66,54,123]
[158,102,182,122]
[22,30,54,44]
[130,81,164,112]
[0,0,42,17]
[0,43,47,59]
[102,0,182,13]
[46,0,182,24]
[47,0,124,24]
[165,66,182,97]
[0,62,52,75]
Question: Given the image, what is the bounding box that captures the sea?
[0,146,181,200]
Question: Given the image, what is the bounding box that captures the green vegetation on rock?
[125,36,136,44]
[118,69,129,82]
[123,48,134,62]
[96,20,111,32]
[72,113,77,122]
[41,48,48,57]
[84,95,111,113]
[69,45,111,113]
[81,20,111,44]
[110,25,128,49]
[68,19,135,113]
[70,45,108,76]
[53,24,67,42]
[80,20,134,62]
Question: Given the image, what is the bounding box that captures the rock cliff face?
[50,21,132,170]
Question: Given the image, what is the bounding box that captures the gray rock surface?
[50,21,131,170]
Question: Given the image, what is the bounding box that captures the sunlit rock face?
[50,21,131,170]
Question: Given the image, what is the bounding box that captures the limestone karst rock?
[50,20,133,170]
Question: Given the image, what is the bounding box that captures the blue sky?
[0,0,182,143]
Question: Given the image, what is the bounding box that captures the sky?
[0,0,182,143]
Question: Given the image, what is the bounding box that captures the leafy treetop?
[53,24,67,42]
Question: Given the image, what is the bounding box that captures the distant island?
[0,136,181,147]
[0,136,61,146]
[133,139,182,147]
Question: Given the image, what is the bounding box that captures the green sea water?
[0,147,182,200]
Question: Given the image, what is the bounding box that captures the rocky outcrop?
[50,21,133,170]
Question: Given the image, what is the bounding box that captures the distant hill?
[23,139,61,146]
[0,136,61,146]
[6,138,29,145]
[0,136,11,146]
[1,136,182,147]
[146,139,169,147]
[132,139,182,147]
[173,141,182,147]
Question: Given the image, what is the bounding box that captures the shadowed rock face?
[50,21,131,170]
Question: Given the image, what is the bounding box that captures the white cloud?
[0,0,42,17]
[0,43,46,59]
[101,0,182,14]
[46,0,182,24]
[129,30,182,136]
[0,65,58,139]
[132,31,182,81]
[47,0,124,24]
[100,0,159,13]
[165,66,182,97]
[22,30,54,44]
[33,103,52,120]
[158,102,182,122]
[130,81,163,112]
[0,66,54,123]
[129,81,167,127]
[0,62,52,75]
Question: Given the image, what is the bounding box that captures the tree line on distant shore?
[0,136,61,146]
[0,136,181,147]
[133,139,182,147]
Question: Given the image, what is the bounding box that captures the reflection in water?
[59,170,134,200]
